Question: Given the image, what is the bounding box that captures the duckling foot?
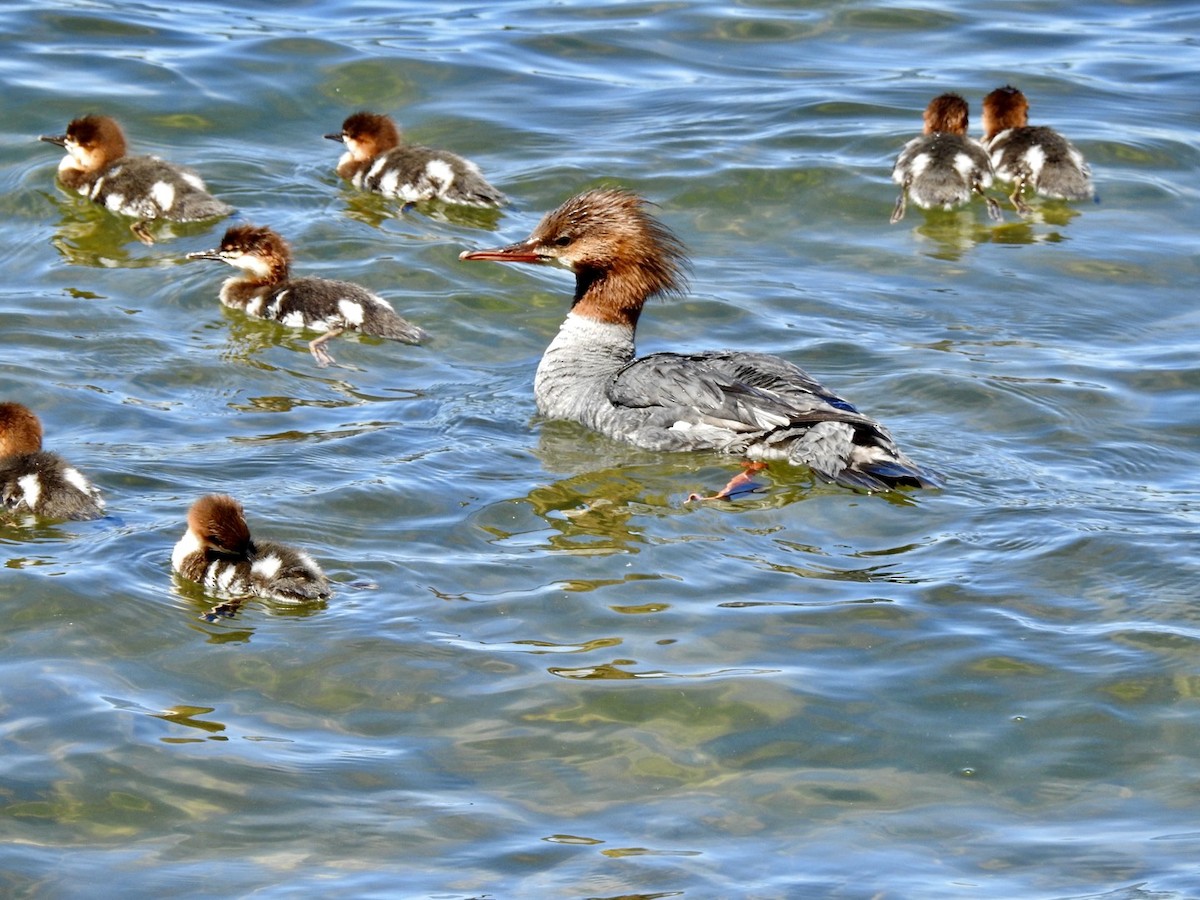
[309,327,345,367]
[1010,179,1034,216]
[200,598,245,621]
[889,192,908,225]
[687,461,769,502]
[131,220,156,245]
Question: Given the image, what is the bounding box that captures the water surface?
[2,1,1199,897]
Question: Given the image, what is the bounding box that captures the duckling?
[981,85,1094,214]
[891,93,1001,223]
[325,111,505,207]
[40,114,232,244]
[0,402,105,520]
[172,494,331,604]
[187,224,427,366]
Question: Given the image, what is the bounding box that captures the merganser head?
[981,85,1030,140]
[324,111,402,161]
[40,114,128,171]
[459,188,687,326]
[187,224,291,282]
[922,93,969,136]
[186,494,253,558]
[0,402,45,458]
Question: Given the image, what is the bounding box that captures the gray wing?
[605,351,875,433]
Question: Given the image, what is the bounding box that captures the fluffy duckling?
[187,224,427,366]
[0,402,105,520]
[40,114,232,244]
[981,85,1094,214]
[172,494,331,603]
[325,111,506,208]
[891,93,1001,223]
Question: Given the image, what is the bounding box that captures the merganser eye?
[553,235,572,247]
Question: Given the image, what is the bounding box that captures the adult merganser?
[890,93,1001,224]
[981,85,1094,215]
[172,494,331,603]
[325,111,506,207]
[39,114,233,244]
[460,189,936,492]
[0,402,105,520]
[187,224,427,366]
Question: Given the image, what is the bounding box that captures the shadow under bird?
[461,189,937,493]
[172,494,331,605]
[981,85,1094,215]
[187,224,427,367]
[0,402,105,521]
[325,111,506,208]
[40,114,233,244]
[891,93,1001,224]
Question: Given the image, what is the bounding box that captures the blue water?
[2,1,1199,897]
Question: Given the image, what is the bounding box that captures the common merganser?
[460,189,936,492]
[39,114,233,244]
[981,85,1094,215]
[0,402,105,520]
[187,224,427,367]
[172,494,331,603]
[891,93,1001,224]
[325,111,506,207]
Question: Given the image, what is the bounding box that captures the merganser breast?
[325,111,505,208]
[39,115,233,229]
[890,93,1000,224]
[461,189,937,492]
[188,224,427,367]
[0,402,105,521]
[981,85,1094,213]
[172,494,331,604]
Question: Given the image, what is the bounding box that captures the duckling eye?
[553,235,573,247]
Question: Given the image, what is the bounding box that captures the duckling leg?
[309,327,345,367]
[1010,175,1033,216]
[131,220,156,245]
[890,190,908,224]
[975,184,1003,222]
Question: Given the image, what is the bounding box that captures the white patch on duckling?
[172,529,203,572]
[425,158,454,191]
[337,299,365,326]
[379,169,401,196]
[151,181,176,212]
[61,466,94,497]
[17,473,41,509]
[251,555,282,580]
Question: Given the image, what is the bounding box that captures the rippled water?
[2,1,1199,896]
